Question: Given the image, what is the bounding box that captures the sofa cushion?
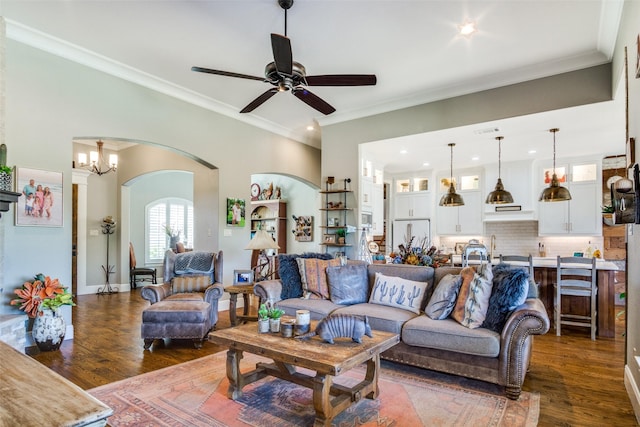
[171,276,210,294]
[402,315,501,357]
[326,263,369,305]
[297,257,341,299]
[278,253,334,299]
[369,272,429,314]
[482,263,529,332]
[276,298,340,320]
[451,264,493,329]
[333,303,418,335]
[425,273,462,320]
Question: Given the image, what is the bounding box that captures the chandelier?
[77,140,118,176]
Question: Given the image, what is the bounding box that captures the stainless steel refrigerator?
[392,219,430,253]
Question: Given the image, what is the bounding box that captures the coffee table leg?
[364,353,380,399]
[312,373,334,427]
[226,348,243,400]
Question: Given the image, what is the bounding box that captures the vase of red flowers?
[11,273,75,351]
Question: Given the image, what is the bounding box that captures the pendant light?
[439,143,464,206]
[486,136,514,204]
[539,128,572,202]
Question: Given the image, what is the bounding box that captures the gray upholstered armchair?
[141,250,224,337]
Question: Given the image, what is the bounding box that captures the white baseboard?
[624,364,640,424]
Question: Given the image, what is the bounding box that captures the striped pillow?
[172,276,210,294]
[297,257,341,299]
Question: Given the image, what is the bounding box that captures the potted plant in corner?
[257,303,270,333]
[10,273,75,351]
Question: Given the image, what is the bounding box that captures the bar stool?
[555,256,597,340]
[499,254,534,277]
[462,241,489,267]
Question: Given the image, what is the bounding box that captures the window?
[146,198,194,263]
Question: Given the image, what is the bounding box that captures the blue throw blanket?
[174,252,214,280]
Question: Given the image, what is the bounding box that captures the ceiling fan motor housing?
[278,0,294,10]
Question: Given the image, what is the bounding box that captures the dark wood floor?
[29,291,638,426]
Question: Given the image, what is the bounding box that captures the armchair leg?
[193,338,204,349]
[143,339,154,350]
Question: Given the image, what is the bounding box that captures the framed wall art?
[292,215,313,242]
[16,167,63,227]
[226,197,246,227]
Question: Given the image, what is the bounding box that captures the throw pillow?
[424,273,462,320]
[326,263,369,305]
[172,276,210,293]
[369,272,429,314]
[451,264,493,329]
[482,263,530,332]
[278,253,334,299]
[297,257,341,299]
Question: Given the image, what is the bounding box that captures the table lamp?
[245,229,280,281]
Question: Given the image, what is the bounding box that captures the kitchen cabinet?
[394,192,430,219]
[361,168,384,235]
[537,161,601,236]
[436,191,483,235]
[483,160,535,219]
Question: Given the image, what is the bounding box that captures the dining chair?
[129,242,157,289]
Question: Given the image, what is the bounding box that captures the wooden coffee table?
[209,321,399,427]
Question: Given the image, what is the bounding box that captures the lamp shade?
[486,178,514,204]
[439,182,465,206]
[539,174,572,202]
[245,229,280,250]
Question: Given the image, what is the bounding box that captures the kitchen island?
[450,255,619,337]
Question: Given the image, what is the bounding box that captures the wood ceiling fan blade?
[240,88,279,113]
[305,74,377,86]
[271,34,293,77]
[191,66,265,82]
[292,87,336,115]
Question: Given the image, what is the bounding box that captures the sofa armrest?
[253,280,283,303]
[204,282,225,303]
[498,298,550,399]
[140,282,172,304]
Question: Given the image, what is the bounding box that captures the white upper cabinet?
[483,160,535,220]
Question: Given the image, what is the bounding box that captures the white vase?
[269,318,281,333]
[258,318,270,333]
[32,309,65,351]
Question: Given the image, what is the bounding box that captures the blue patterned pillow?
[482,263,529,332]
[424,274,462,320]
[278,253,334,299]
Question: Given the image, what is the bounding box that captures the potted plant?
[10,273,75,351]
[257,303,270,333]
[164,225,181,250]
[335,228,346,244]
[268,306,285,333]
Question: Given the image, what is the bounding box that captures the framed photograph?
[543,167,566,184]
[233,269,254,284]
[323,234,337,244]
[16,167,63,227]
[226,198,246,227]
[454,242,466,255]
[293,215,313,242]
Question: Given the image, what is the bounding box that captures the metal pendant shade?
[486,136,514,204]
[539,128,572,202]
[439,143,464,207]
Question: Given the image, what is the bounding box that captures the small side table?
[226,284,261,326]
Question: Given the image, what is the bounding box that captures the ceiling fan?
[191,0,377,115]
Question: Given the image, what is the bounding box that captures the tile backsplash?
[437,221,605,258]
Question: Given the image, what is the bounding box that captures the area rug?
[88,352,539,426]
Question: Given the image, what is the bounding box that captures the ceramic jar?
[32,309,65,351]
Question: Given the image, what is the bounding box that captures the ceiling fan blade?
[305,74,377,86]
[191,66,264,82]
[240,88,279,113]
[292,87,336,115]
[271,33,293,76]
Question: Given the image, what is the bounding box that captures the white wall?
[1,38,321,315]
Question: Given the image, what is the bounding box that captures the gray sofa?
[254,261,550,399]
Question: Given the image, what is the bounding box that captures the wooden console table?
[0,341,112,426]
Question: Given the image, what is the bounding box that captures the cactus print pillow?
[369,272,429,314]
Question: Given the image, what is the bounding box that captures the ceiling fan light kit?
[539,128,572,202]
[439,143,464,207]
[486,136,514,204]
[191,0,376,115]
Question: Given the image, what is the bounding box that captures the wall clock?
[250,183,260,201]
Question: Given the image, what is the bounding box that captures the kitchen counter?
[449,255,618,270]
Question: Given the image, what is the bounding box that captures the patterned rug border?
[89,351,540,427]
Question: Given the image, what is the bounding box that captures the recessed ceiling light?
[472,156,480,161]
[306,125,314,131]
[423,162,430,167]
[400,150,408,154]
[459,21,477,37]
[528,149,537,154]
